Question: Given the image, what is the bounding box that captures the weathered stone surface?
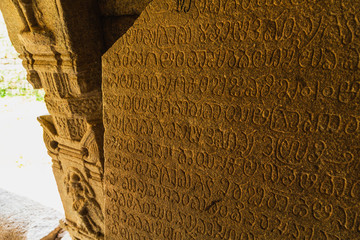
[103,0,360,239]
[103,16,139,50]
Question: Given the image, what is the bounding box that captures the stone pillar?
[0,0,104,239]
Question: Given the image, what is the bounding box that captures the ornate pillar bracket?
[0,0,104,239]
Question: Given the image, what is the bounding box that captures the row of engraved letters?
[105,72,360,104]
[188,0,349,16]
[108,174,360,232]
[106,151,360,202]
[152,0,331,16]
[104,96,360,135]
[122,11,358,47]
[110,45,346,70]
[105,131,355,174]
[176,141,339,174]
[195,12,358,46]
[107,201,286,240]
[104,116,357,163]
[262,163,360,199]
[109,211,349,240]
[110,220,348,240]
[108,210,182,240]
[103,122,240,155]
[108,150,242,179]
[106,116,241,152]
[106,188,360,240]
[105,133,329,173]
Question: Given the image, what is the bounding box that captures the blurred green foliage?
[0,13,45,101]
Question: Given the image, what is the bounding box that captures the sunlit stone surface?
[103,1,360,239]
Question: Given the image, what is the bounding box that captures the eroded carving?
[65,168,104,239]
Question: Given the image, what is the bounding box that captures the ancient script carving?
[103,0,360,239]
[176,0,192,13]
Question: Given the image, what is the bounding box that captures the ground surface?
[0,11,63,212]
[0,188,63,239]
[0,96,63,211]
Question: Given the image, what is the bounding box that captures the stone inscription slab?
[103,0,360,239]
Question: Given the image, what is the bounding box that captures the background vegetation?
[0,15,44,101]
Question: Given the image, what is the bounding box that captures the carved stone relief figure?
[39,114,104,239]
[65,168,104,239]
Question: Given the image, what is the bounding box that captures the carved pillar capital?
[0,0,104,239]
